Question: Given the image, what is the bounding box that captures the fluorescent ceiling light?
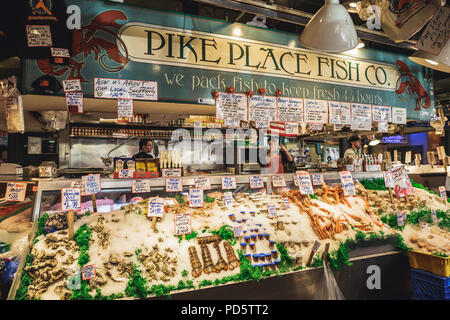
[300,0,358,53]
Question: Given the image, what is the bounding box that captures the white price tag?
[296,171,314,195]
[5,183,27,202]
[194,177,212,190]
[221,176,237,190]
[132,179,151,193]
[224,192,233,207]
[283,198,290,209]
[118,169,134,179]
[26,25,52,47]
[272,175,286,187]
[174,214,192,235]
[65,92,84,113]
[63,79,82,92]
[268,204,277,218]
[81,264,96,281]
[383,172,393,188]
[233,226,243,237]
[162,168,182,177]
[249,176,264,189]
[339,171,356,196]
[61,188,81,211]
[82,174,101,195]
[439,186,447,201]
[117,99,134,119]
[147,198,164,217]
[165,178,183,192]
[189,188,203,208]
[311,174,324,186]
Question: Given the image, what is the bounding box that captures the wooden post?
[322,242,330,262]
[89,279,93,291]
[182,234,186,240]
[405,151,411,165]
[91,194,97,212]
[67,210,74,240]
[393,150,398,164]
[306,241,321,266]
[151,216,157,231]
[388,187,394,204]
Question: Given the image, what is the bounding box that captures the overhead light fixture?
[356,40,365,49]
[409,39,450,73]
[342,1,358,13]
[300,0,359,53]
[232,27,242,37]
[369,139,380,146]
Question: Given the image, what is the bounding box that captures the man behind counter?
[133,139,155,159]
[344,135,362,161]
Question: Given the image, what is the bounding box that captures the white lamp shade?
[409,39,450,73]
[299,0,358,53]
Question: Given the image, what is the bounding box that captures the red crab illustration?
[395,59,431,111]
[36,10,130,82]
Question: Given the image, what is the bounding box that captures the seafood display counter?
[8,172,449,300]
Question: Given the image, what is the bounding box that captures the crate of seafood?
[407,250,450,278]
[411,268,450,300]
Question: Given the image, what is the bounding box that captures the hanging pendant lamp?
[299,0,359,53]
[409,39,450,73]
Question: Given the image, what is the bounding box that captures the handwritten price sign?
[147,198,164,217]
[311,174,324,186]
[118,169,134,179]
[82,174,101,195]
[132,180,151,193]
[62,79,82,92]
[194,177,211,190]
[117,98,134,119]
[249,176,264,189]
[272,175,286,188]
[439,186,447,201]
[339,171,356,196]
[389,165,413,198]
[81,264,96,281]
[233,226,243,237]
[224,192,233,207]
[5,183,27,202]
[296,171,314,195]
[221,176,237,190]
[166,178,183,192]
[162,168,182,177]
[189,188,204,208]
[61,188,81,211]
[397,211,407,226]
[268,204,277,218]
[174,214,192,236]
[383,172,393,188]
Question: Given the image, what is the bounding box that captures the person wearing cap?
[133,139,155,159]
[344,135,362,161]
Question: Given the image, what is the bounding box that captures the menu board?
[26,25,52,47]
[82,174,101,195]
[389,165,414,198]
[165,178,183,192]
[174,214,192,235]
[117,99,134,119]
[189,188,203,207]
[147,198,164,217]
[372,105,391,123]
[249,176,264,189]
[277,97,303,122]
[351,103,372,131]
[222,176,237,190]
[216,93,248,121]
[296,171,314,195]
[415,6,449,55]
[94,78,158,100]
[132,179,151,193]
[339,171,356,196]
[329,101,351,125]
[65,92,84,113]
[61,188,81,211]
[272,175,286,187]
[392,107,407,124]
[63,79,82,92]
[311,174,324,186]
[5,182,27,202]
[194,177,212,190]
[304,99,328,124]
[248,95,277,122]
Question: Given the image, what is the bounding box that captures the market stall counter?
[7,172,449,300]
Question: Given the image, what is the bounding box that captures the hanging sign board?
[415,6,450,56]
[82,174,101,195]
[174,214,192,235]
[296,171,314,195]
[329,101,351,125]
[5,183,27,202]
[351,103,372,131]
[304,99,328,124]
[249,95,277,122]
[216,93,247,121]
[222,176,237,190]
[188,188,203,208]
[339,171,356,196]
[117,98,134,119]
[26,25,52,47]
[61,188,81,211]
[392,107,407,124]
[372,105,392,123]
[63,79,82,92]
[147,198,164,217]
[378,121,389,133]
[285,122,299,136]
[194,177,212,190]
[65,92,84,113]
[132,179,151,193]
[277,97,303,122]
[94,78,158,100]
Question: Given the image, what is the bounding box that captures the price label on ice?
[439,186,447,201]
[189,188,203,208]
[383,172,393,188]
[61,188,81,211]
[81,264,96,281]
[175,214,191,236]
[267,204,277,218]
[431,210,438,224]
[71,181,86,196]
[222,176,237,190]
[147,198,164,217]
[162,168,182,177]
[296,171,314,195]
[233,226,243,237]
[272,175,286,188]
[132,179,151,194]
[82,174,101,195]
[5,182,27,202]
[224,192,233,207]
[194,177,211,190]
[118,169,134,179]
[283,198,290,209]
[397,211,407,226]
[166,178,183,192]
[249,176,264,189]
[311,174,324,186]
[339,171,355,196]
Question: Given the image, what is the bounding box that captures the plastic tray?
[411,268,450,300]
[407,250,450,278]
